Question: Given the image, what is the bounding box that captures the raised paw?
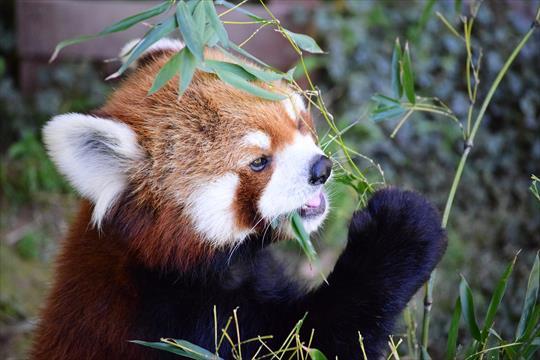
[346,187,447,282]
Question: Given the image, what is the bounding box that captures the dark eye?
[250,156,269,172]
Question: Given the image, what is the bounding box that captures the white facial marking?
[120,38,185,68]
[43,113,142,226]
[282,93,306,122]
[258,132,327,233]
[242,131,271,150]
[186,173,251,247]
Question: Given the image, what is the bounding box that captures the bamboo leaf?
[402,42,416,104]
[106,17,176,80]
[130,340,192,357]
[203,0,229,47]
[193,1,208,41]
[369,105,405,122]
[284,66,297,81]
[283,29,324,54]
[421,347,432,360]
[238,64,283,82]
[460,276,481,341]
[168,339,221,359]
[50,35,101,63]
[179,48,197,96]
[205,60,255,80]
[211,50,283,82]
[446,297,462,360]
[516,253,539,340]
[391,38,403,98]
[215,0,268,22]
[308,348,328,360]
[148,52,182,95]
[455,0,463,14]
[176,1,204,62]
[482,255,517,339]
[290,211,318,262]
[212,66,286,101]
[50,2,172,62]
[101,2,172,34]
[371,94,400,107]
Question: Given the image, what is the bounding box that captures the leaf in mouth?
[290,211,318,263]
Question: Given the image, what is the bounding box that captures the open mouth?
[299,191,326,218]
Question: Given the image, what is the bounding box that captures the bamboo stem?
[419,9,539,356]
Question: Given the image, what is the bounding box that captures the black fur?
[128,188,447,359]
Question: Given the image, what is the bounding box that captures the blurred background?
[1,0,539,358]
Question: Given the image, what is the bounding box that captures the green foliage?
[448,254,539,359]
[1,132,70,203]
[61,0,319,100]
[132,338,222,359]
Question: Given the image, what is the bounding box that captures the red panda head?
[43,39,331,264]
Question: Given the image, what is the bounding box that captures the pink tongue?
[305,192,322,208]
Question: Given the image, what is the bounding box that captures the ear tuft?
[120,38,185,68]
[43,113,143,226]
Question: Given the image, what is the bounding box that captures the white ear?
[120,38,185,68]
[43,113,143,226]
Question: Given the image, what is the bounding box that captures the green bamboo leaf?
[169,339,222,359]
[193,1,208,41]
[455,0,463,14]
[50,35,99,63]
[179,48,197,96]
[420,348,432,360]
[391,38,403,98]
[215,0,267,22]
[446,297,462,360]
[283,29,324,54]
[217,47,282,82]
[238,64,283,82]
[176,1,204,62]
[203,0,229,47]
[130,340,192,357]
[460,276,481,341]
[369,105,405,122]
[482,255,518,339]
[148,52,182,95]
[212,66,285,101]
[308,348,328,360]
[516,253,539,340]
[205,60,255,81]
[290,211,318,262]
[284,66,297,81]
[106,17,176,80]
[101,2,172,34]
[371,94,400,107]
[401,42,416,104]
[50,2,172,62]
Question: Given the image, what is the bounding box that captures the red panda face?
[43,39,331,250]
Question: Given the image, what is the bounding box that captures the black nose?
[309,155,332,185]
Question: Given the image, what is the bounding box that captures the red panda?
[32,39,446,359]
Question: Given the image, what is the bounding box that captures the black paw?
[347,188,447,280]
